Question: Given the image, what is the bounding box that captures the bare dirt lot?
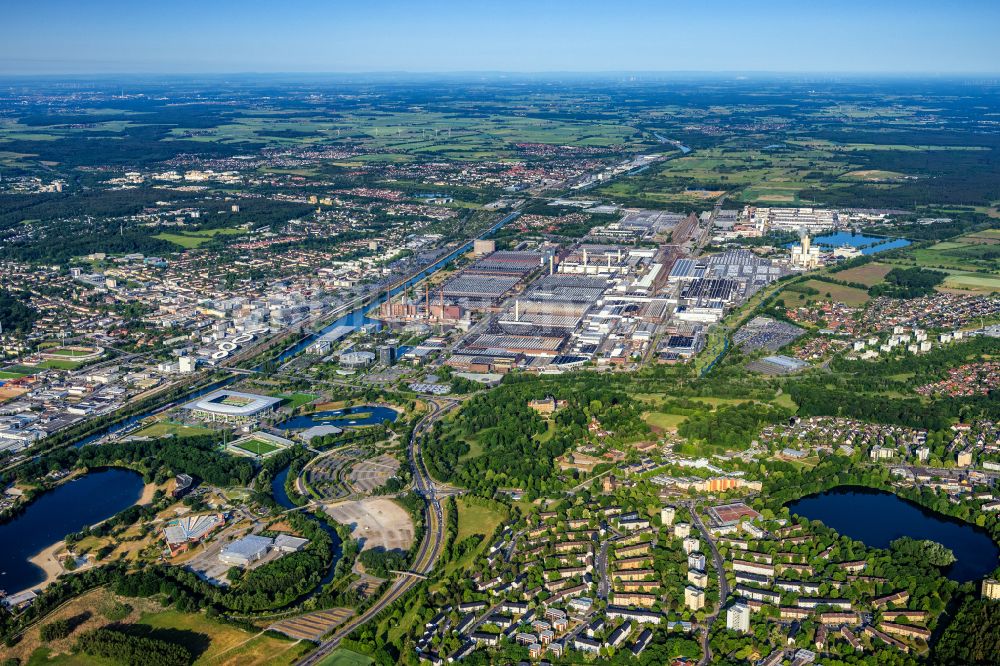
[323,497,414,551]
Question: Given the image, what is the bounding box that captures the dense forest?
[10,434,255,487]
[869,267,948,299]
[933,596,1000,665]
[422,380,648,497]
[678,402,790,450]
[74,627,193,666]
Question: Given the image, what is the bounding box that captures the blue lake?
[0,468,144,593]
[801,232,911,255]
[788,486,998,583]
[277,405,399,431]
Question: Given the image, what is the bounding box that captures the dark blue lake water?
[0,468,144,593]
[277,405,399,431]
[788,486,999,583]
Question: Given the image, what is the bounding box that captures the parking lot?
[348,453,400,494]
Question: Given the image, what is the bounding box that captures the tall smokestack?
[549,255,554,275]
[515,300,520,322]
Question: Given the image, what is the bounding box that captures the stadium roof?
[185,390,281,416]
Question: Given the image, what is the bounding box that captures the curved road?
[295,399,455,665]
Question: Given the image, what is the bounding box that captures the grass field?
[0,369,28,379]
[886,231,1000,293]
[643,411,687,431]
[773,392,798,411]
[318,649,374,666]
[139,609,307,664]
[16,592,306,666]
[3,364,39,375]
[278,392,319,410]
[155,228,245,249]
[37,358,85,370]
[455,497,506,543]
[778,280,869,308]
[232,438,281,456]
[835,262,893,286]
[49,348,94,357]
[132,421,214,438]
[533,419,556,444]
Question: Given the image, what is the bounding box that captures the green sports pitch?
[231,438,282,456]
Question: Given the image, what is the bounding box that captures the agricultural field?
[596,143,851,206]
[835,262,894,286]
[884,228,1000,294]
[800,279,871,306]
[155,107,646,160]
[777,280,870,308]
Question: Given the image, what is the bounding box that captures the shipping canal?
[788,486,999,583]
[0,468,144,593]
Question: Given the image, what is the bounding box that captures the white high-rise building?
[661,506,676,526]
[727,602,751,633]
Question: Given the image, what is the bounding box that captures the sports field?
[231,438,282,456]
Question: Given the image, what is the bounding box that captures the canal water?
[277,405,399,431]
[788,486,999,583]
[276,210,520,361]
[0,468,144,593]
[63,210,518,449]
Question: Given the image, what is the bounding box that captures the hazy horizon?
[3,0,998,76]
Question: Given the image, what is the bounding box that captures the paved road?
[686,501,728,666]
[596,540,610,600]
[295,400,455,665]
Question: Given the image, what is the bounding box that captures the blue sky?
[2,0,998,75]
